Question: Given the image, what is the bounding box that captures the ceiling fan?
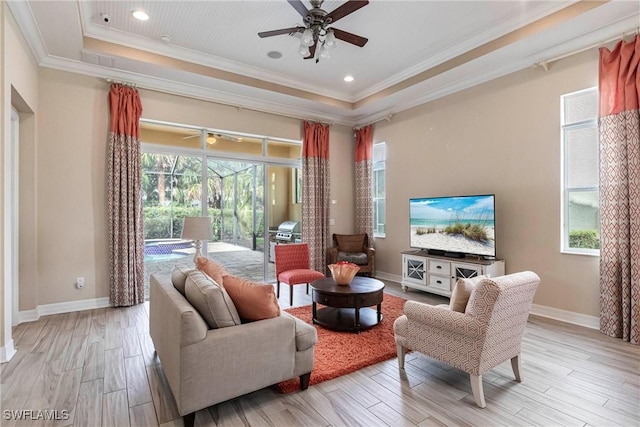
[258,0,369,62]
[183,133,241,144]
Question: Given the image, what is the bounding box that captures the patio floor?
[144,241,276,299]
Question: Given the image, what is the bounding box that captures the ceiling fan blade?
[287,0,309,18]
[304,40,318,60]
[183,134,199,140]
[258,27,303,38]
[331,28,368,47]
[326,0,369,24]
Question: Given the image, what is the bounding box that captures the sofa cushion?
[449,275,487,313]
[335,234,366,253]
[185,270,241,329]
[337,251,368,265]
[195,256,230,285]
[222,275,280,321]
[171,263,194,295]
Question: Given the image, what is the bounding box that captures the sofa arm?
[403,301,484,340]
[283,311,317,351]
[178,313,301,415]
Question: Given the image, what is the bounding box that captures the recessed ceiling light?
[267,51,283,59]
[344,75,354,82]
[132,10,149,21]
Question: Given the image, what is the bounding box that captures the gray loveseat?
[149,272,317,427]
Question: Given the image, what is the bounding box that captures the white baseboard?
[0,339,17,363]
[18,297,112,324]
[530,303,600,330]
[377,270,600,330]
[375,271,402,283]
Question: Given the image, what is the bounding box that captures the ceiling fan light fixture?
[298,43,310,56]
[324,30,337,49]
[301,28,314,47]
[206,135,217,144]
[320,45,331,59]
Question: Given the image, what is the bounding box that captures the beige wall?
[2,4,39,355]
[374,48,600,317]
[7,14,601,327]
[32,68,354,306]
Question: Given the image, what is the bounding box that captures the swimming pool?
[144,240,192,262]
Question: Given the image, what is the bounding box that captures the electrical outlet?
[76,277,85,289]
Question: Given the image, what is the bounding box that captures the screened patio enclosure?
[142,153,271,285]
[140,121,302,296]
[208,159,265,251]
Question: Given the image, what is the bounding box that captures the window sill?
[561,249,600,257]
[373,234,385,239]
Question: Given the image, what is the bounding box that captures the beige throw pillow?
[449,275,487,313]
[171,263,194,295]
[185,270,241,329]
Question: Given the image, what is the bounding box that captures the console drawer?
[428,275,451,291]
[428,259,450,275]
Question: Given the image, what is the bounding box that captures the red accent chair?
[274,243,325,306]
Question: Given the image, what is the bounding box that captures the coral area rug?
[274,293,408,393]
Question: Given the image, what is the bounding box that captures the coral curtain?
[302,121,331,272]
[355,125,374,238]
[107,84,145,306]
[598,35,640,344]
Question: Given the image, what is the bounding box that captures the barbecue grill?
[275,221,300,242]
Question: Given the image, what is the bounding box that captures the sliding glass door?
[140,120,301,290]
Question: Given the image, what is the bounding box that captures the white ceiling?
[7,0,640,126]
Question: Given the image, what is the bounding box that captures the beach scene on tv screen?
[410,195,495,256]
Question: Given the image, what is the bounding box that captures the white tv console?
[401,250,505,297]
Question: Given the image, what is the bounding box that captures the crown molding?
[77,0,352,104]
[39,54,356,127]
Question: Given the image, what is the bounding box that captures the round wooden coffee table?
[310,276,385,333]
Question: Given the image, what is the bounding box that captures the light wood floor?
[1,280,639,427]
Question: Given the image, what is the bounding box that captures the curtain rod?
[353,114,392,130]
[537,30,638,71]
[106,78,137,88]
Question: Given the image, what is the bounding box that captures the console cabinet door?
[452,262,484,280]
[403,255,427,285]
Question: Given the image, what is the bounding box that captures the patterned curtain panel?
[598,35,640,345]
[302,121,331,272]
[107,84,145,306]
[355,125,374,238]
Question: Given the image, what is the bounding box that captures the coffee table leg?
[355,307,360,333]
[377,303,382,324]
[312,302,317,324]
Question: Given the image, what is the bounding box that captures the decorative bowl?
[328,262,360,285]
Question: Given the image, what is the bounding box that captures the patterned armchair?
[393,271,540,408]
[327,233,375,276]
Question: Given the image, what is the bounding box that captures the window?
[561,88,599,254]
[373,142,386,237]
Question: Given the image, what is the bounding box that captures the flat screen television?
[409,194,496,258]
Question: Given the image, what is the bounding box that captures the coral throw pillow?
[195,256,230,285]
[222,275,280,321]
[449,275,487,313]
